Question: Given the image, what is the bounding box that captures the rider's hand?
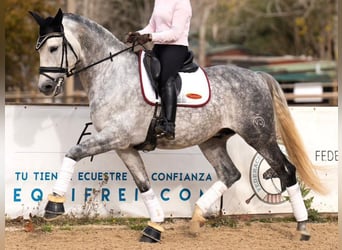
[126,32,140,43]
[137,34,152,44]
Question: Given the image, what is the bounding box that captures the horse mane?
[63,12,127,51]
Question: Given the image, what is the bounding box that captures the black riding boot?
[155,77,177,140]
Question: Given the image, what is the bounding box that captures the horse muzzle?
[39,77,65,96]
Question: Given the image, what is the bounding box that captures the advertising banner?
[5,105,338,219]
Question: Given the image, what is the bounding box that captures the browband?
[36,32,64,50]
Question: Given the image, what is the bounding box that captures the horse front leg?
[116,148,165,243]
[44,128,165,243]
[44,128,130,220]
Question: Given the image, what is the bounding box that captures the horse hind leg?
[249,139,311,240]
[190,134,241,234]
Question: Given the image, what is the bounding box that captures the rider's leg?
[157,76,177,139]
[153,44,188,139]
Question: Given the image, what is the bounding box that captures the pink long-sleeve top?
[138,0,192,46]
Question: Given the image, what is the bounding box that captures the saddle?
[143,50,199,97]
[140,50,210,107]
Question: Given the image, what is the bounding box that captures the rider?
[127,0,192,140]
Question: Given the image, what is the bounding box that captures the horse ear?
[53,8,63,26]
[29,11,45,26]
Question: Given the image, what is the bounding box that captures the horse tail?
[258,71,327,194]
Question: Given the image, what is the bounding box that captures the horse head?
[30,8,80,96]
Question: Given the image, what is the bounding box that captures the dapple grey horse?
[30,9,325,242]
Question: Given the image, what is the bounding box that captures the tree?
[191,0,218,66]
[205,0,337,59]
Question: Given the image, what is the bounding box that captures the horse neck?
[63,15,138,97]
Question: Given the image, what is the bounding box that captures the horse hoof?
[44,194,65,221]
[189,205,206,235]
[297,221,311,241]
[44,210,64,221]
[140,222,164,243]
[189,220,201,236]
[189,218,206,235]
[300,233,311,241]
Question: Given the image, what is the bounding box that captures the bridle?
[36,26,138,96]
[36,27,79,96]
[36,33,79,77]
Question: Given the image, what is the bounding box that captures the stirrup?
[164,122,175,140]
[155,119,175,140]
[155,118,165,135]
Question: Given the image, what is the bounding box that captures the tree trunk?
[198,1,217,66]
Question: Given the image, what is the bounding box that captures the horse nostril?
[39,83,54,94]
[44,84,53,90]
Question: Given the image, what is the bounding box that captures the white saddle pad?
[139,51,211,107]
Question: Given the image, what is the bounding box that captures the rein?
[67,44,136,77]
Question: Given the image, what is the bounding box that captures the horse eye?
[49,46,58,53]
